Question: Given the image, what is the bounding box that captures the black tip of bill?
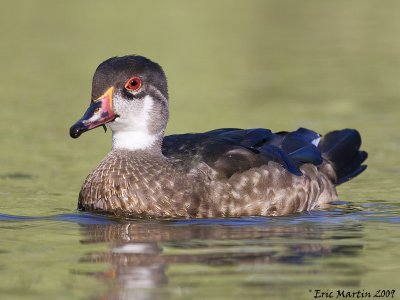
[69,122,88,139]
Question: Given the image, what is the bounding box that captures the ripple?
[0,172,36,179]
[0,212,116,224]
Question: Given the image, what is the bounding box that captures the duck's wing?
[162,127,325,178]
[163,127,368,183]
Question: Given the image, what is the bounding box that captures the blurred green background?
[1,1,400,299]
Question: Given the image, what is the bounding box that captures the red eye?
[125,76,142,91]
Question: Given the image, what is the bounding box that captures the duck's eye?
[125,76,142,92]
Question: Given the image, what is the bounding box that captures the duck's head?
[70,55,169,151]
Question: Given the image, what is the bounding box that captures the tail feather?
[318,129,368,185]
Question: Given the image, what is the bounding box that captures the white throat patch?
[109,95,160,151]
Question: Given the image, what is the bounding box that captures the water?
[1,203,399,300]
[1,1,400,299]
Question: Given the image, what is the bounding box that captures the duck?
[70,55,368,218]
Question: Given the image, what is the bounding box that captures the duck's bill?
[70,87,116,138]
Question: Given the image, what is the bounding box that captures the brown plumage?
[70,55,367,218]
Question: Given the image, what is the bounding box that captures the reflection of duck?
[70,55,367,218]
[80,220,363,299]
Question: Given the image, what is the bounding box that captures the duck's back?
[162,127,367,184]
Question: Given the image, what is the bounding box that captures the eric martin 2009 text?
[309,289,396,299]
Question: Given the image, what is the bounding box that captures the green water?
[1,1,399,299]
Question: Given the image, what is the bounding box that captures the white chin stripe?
[110,95,159,150]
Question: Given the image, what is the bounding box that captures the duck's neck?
[111,130,163,153]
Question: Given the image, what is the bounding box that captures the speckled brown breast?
[78,149,338,218]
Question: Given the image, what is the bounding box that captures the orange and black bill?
[70,87,116,138]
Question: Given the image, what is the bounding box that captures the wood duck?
[70,55,367,218]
